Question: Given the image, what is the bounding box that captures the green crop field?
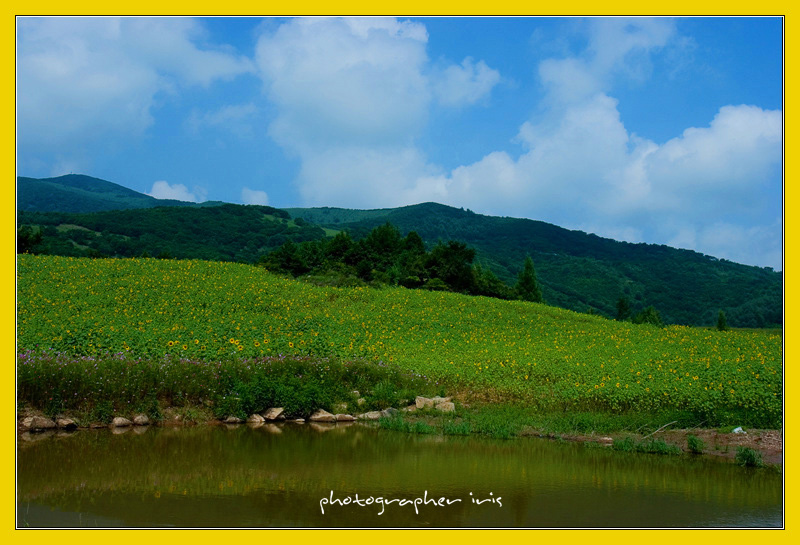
[16,255,782,427]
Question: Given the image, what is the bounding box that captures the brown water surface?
[16,422,782,528]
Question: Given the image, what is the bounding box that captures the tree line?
[259,223,545,303]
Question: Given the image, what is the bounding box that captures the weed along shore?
[17,392,782,468]
[17,255,783,469]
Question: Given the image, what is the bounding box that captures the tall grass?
[17,350,429,421]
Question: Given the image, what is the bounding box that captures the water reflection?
[17,423,782,528]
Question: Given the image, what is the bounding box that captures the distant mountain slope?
[17,174,224,213]
[18,204,326,262]
[288,203,782,328]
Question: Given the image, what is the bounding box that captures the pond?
[16,422,782,528]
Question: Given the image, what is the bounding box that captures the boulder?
[111,417,133,428]
[402,405,417,412]
[416,396,452,409]
[247,413,266,423]
[435,402,455,413]
[133,414,150,426]
[262,407,285,421]
[309,409,336,422]
[357,411,383,420]
[56,418,78,430]
[381,408,399,417]
[224,416,243,424]
[335,414,356,422]
[21,416,56,431]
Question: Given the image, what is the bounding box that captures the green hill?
[17,174,224,213]
[288,203,782,328]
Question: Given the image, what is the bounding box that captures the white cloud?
[647,105,782,198]
[253,16,502,210]
[147,181,207,202]
[256,17,432,153]
[241,187,269,205]
[671,220,783,270]
[537,18,675,108]
[587,18,675,79]
[294,146,444,208]
[17,17,254,157]
[433,57,501,107]
[186,103,259,138]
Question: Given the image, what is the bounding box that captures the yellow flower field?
[17,255,782,426]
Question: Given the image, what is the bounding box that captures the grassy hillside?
[289,203,782,328]
[17,174,225,213]
[17,255,782,427]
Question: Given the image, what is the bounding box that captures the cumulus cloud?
[147,181,207,202]
[241,187,269,205]
[432,57,501,107]
[17,17,254,159]
[256,17,432,153]
[254,17,501,209]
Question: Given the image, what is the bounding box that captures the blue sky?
[16,16,783,270]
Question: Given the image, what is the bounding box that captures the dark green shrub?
[735,447,764,467]
[612,437,636,452]
[687,434,705,454]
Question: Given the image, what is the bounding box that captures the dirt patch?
[659,428,783,465]
[557,428,783,466]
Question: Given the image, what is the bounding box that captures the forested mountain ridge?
[17,174,225,213]
[17,175,781,328]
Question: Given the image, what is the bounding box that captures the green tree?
[17,225,43,254]
[515,256,543,303]
[473,264,513,299]
[616,297,632,321]
[633,306,663,327]
[716,309,729,331]
[261,241,310,276]
[426,240,477,293]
